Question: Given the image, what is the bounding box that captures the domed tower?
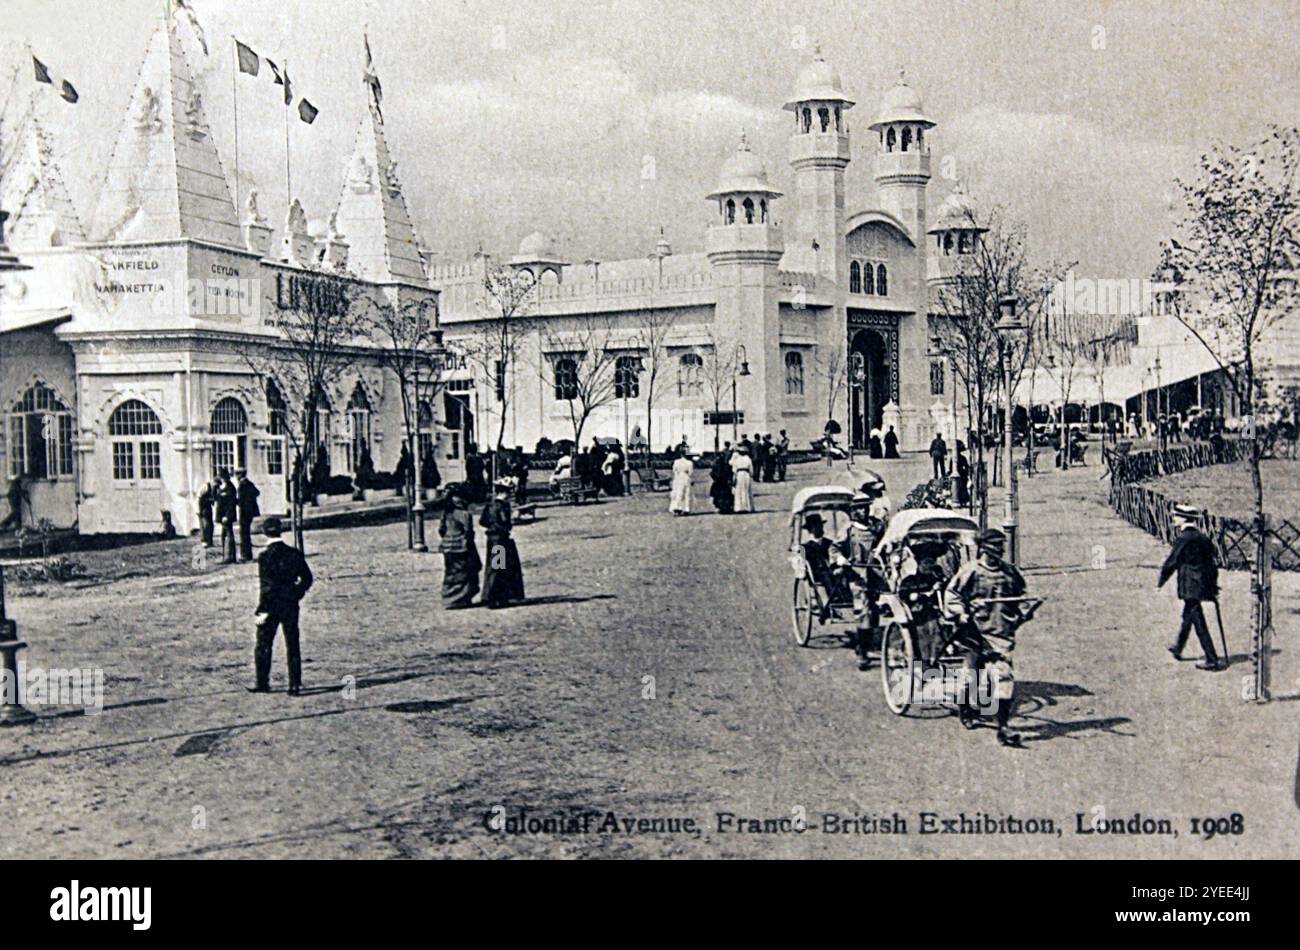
[869,69,934,245]
[705,134,784,436]
[926,181,986,285]
[784,43,854,282]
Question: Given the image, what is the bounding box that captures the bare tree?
[631,307,676,453]
[1160,123,1299,701]
[932,206,1065,524]
[239,276,369,551]
[538,317,621,446]
[463,264,537,460]
[809,346,849,432]
[365,294,443,547]
[698,328,737,452]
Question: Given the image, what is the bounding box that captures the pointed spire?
[90,20,241,247]
[333,38,426,284]
[0,109,86,248]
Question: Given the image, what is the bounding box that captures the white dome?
[516,230,558,260]
[928,182,985,233]
[706,134,782,200]
[871,69,933,128]
[783,43,855,110]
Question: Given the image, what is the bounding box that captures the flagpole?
[230,35,240,217]
[283,57,291,214]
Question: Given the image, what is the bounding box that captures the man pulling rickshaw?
[943,528,1040,748]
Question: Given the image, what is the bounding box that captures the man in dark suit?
[215,471,238,564]
[1158,503,1224,671]
[235,469,260,561]
[196,479,215,547]
[252,517,314,694]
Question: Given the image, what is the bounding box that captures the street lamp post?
[996,295,1027,567]
[731,344,750,443]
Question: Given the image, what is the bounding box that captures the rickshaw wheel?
[792,579,814,646]
[880,622,915,715]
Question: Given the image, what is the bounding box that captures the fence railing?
[1106,440,1298,571]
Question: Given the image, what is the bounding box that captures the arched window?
[944,233,954,255]
[8,382,74,479]
[346,384,372,474]
[876,263,888,296]
[834,106,841,130]
[902,127,913,152]
[863,262,875,295]
[742,197,755,224]
[210,397,249,477]
[784,351,805,396]
[307,388,332,469]
[886,127,896,152]
[801,107,811,133]
[265,381,287,475]
[677,353,703,398]
[725,199,736,225]
[916,127,924,150]
[554,356,579,401]
[614,354,642,399]
[760,199,768,223]
[818,107,830,132]
[108,399,163,482]
[849,261,861,294]
[958,232,970,254]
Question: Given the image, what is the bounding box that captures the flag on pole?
[235,39,260,76]
[363,33,383,122]
[297,99,318,124]
[32,55,78,104]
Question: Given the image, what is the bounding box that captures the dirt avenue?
[2,458,1297,859]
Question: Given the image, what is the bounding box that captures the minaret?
[333,39,427,286]
[926,180,986,286]
[0,110,86,248]
[783,43,853,282]
[869,69,934,245]
[90,18,241,247]
[705,134,784,437]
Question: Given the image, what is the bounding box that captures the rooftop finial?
[812,41,823,60]
[898,66,907,84]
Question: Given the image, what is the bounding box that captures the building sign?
[272,271,351,317]
[704,410,744,426]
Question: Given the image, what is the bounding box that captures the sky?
[3,0,1298,280]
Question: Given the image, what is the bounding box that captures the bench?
[550,477,601,504]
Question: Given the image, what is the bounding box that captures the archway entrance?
[849,329,889,451]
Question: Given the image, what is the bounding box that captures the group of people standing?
[705,432,787,514]
[197,469,261,563]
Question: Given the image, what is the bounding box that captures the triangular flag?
[60,80,78,104]
[172,0,208,55]
[282,69,292,106]
[32,56,52,84]
[297,99,318,124]
[235,39,260,76]
[363,33,383,122]
[32,55,76,104]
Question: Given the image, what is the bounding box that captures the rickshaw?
[787,486,866,646]
[870,508,1041,717]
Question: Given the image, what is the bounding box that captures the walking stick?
[1211,599,1229,663]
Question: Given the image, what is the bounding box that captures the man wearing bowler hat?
[252,518,313,695]
[1158,503,1225,671]
[235,468,261,562]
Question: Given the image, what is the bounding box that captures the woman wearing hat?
[480,479,525,608]
[730,444,755,513]
[437,484,481,609]
[668,446,694,515]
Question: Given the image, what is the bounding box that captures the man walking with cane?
[1158,503,1226,671]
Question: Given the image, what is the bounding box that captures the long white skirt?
[733,471,754,512]
[669,472,692,513]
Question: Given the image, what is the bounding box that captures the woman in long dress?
[730,446,755,513]
[668,449,694,515]
[438,484,481,609]
[709,451,733,513]
[480,480,525,608]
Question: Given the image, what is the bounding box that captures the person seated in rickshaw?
[943,528,1035,748]
[802,513,861,616]
[895,536,961,663]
